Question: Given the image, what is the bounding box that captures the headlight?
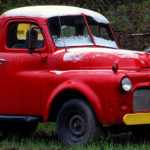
[121,77,132,92]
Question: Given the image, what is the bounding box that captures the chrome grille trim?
[133,89,150,112]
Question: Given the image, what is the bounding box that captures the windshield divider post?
[83,14,96,46]
[58,16,68,51]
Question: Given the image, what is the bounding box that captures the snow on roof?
[4,5,109,24]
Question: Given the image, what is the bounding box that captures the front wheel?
[56,98,103,145]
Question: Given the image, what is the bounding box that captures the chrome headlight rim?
[121,77,132,92]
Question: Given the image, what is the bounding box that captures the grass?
[1,123,150,150]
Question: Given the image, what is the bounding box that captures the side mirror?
[26,28,38,53]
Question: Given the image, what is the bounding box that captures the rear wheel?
[56,98,103,145]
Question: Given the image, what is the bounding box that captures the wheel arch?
[43,81,107,124]
[48,89,87,122]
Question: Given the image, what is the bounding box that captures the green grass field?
[1,123,150,150]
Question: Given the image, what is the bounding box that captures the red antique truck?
[0,5,149,145]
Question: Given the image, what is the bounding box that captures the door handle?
[0,58,7,64]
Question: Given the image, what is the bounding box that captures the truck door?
[0,19,48,116]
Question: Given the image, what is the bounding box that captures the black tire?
[56,98,103,145]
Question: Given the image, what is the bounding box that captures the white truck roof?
[4,5,109,24]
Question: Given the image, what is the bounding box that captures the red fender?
[43,80,108,124]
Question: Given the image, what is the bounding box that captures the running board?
[0,115,42,123]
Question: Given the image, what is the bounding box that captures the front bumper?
[123,113,150,125]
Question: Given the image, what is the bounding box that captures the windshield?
[47,15,118,48]
[48,16,94,47]
[85,16,118,49]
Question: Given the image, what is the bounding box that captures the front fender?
[43,80,107,124]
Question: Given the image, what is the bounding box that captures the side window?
[7,22,44,49]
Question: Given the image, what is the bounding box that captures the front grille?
[133,89,150,112]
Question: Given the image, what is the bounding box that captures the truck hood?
[55,47,150,71]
